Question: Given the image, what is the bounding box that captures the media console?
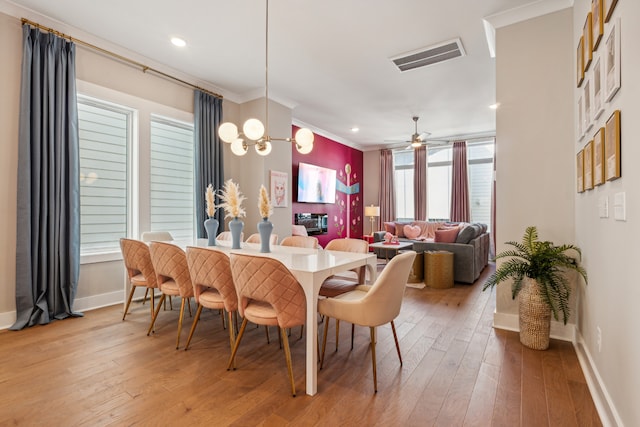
[294,213,328,235]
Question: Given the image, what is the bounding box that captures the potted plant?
[217,179,246,249]
[257,184,273,253]
[483,226,587,350]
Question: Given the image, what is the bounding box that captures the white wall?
[494,10,576,330]
[572,1,639,426]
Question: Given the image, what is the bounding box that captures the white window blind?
[393,150,414,221]
[78,99,130,254]
[150,116,195,241]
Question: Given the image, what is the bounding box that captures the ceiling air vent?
[390,38,466,72]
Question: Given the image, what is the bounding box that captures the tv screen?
[297,162,336,204]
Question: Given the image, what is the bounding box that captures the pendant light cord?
[265,0,270,140]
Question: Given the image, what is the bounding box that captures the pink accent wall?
[292,126,364,247]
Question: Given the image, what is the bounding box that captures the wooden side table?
[424,250,454,289]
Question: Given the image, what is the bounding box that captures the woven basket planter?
[518,277,551,350]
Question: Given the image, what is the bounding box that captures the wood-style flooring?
[0,265,602,426]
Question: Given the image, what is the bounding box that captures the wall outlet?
[597,326,602,352]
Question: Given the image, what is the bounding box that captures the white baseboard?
[0,290,123,330]
[492,311,576,342]
[574,332,623,427]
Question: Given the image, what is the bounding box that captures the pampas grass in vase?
[257,184,274,252]
[218,179,246,249]
[204,184,219,246]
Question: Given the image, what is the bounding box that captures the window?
[77,82,195,261]
[393,150,414,221]
[427,146,453,220]
[395,139,494,226]
[78,98,132,254]
[150,116,195,241]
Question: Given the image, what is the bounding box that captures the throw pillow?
[383,222,396,234]
[434,227,460,243]
[395,222,406,238]
[455,225,476,244]
[403,225,421,240]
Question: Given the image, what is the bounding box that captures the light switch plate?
[614,192,626,221]
[598,196,609,218]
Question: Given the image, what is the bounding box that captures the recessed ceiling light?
[171,37,187,47]
[351,127,359,132]
[489,103,500,109]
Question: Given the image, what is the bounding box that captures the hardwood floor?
[0,265,602,426]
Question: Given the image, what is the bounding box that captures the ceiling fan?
[389,116,448,150]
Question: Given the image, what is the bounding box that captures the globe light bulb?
[255,140,272,156]
[295,127,314,147]
[230,138,248,156]
[243,118,265,141]
[296,142,313,154]
[218,122,239,143]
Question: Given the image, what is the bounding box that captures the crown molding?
[483,0,574,57]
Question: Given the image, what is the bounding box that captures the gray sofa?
[373,223,490,284]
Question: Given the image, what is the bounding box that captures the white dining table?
[197,240,377,396]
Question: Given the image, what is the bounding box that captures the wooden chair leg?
[147,294,166,335]
[335,320,340,352]
[320,316,330,369]
[176,297,187,349]
[220,309,226,330]
[390,320,402,366]
[351,323,355,350]
[227,311,236,369]
[184,304,203,351]
[227,318,248,370]
[370,326,378,393]
[142,287,149,305]
[150,289,155,319]
[299,324,304,340]
[122,285,137,321]
[281,327,296,397]
[265,325,271,344]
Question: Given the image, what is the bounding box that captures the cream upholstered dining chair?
[318,251,416,393]
[119,238,158,321]
[141,231,174,242]
[227,253,306,397]
[280,235,319,249]
[320,238,369,351]
[245,233,279,245]
[184,246,237,352]
[147,241,194,349]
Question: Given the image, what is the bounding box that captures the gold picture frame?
[605,110,621,181]
[604,0,619,23]
[592,0,604,50]
[584,140,594,190]
[577,35,584,87]
[577,150,585,193]
[583,12,593,71]
[593,127,605,186]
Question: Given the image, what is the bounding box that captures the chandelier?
[218,0,314,156]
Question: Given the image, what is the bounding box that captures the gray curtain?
[450,141,471,222]
[413,146,427,220]
[379,149,396,223]
[13,25,81,330]
[194,90,224,238]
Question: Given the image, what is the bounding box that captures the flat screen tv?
[297,162,336,204]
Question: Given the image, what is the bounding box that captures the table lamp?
[364,205,380,236]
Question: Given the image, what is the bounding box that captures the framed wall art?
[269,170,288,208]
[604,0,619,22]
[593,127,605,186]
[577,35,584,87]
[604,110,621,181]
[583,12,593,71]
[583,77,593,133]
[592,0,604,50]
[577,150,585,193]
[604,18,621,102]
[584,140,594,190]
[591,56,605,120]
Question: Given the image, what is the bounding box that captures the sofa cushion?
[383,222,395,234]
[470,223,482,238]
[455,225,476,244]
[395,222,407,238]
[434,227,460,243]
[403,224,421,240]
